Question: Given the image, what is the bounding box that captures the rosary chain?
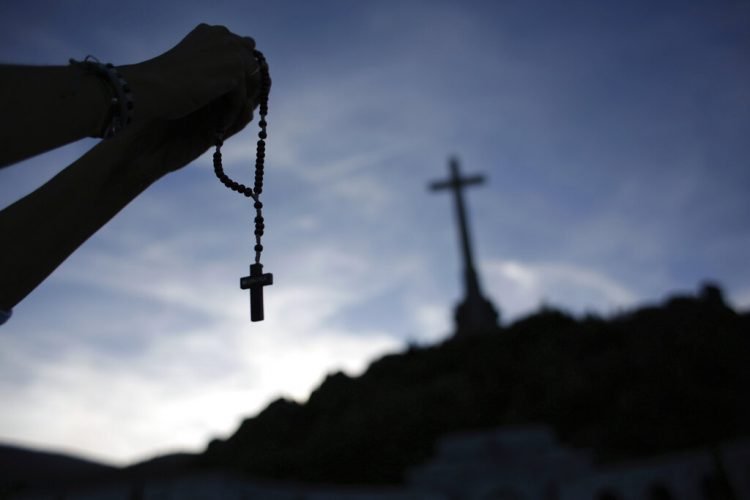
[213,49,271,265]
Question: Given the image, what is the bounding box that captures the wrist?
[117,63,160,126]
[67,65,113,138]
[69,57,135,138]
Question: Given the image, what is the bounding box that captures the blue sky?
[1,0,749,465]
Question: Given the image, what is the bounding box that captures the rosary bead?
[213,49,271,298]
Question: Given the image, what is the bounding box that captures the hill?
[0,443,116,494]
[197,283,750,484]
[2,283,748,490]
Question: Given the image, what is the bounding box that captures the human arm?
[0,86,253,312]
[0,24,259,168]
[0,64,118,167]
[0,129,161,311]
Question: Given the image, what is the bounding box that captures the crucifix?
[240,263,273,322]
[429,156,499,335]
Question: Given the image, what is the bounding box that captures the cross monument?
[429,157,499,336]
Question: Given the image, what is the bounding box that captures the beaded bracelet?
[69,56,134,138]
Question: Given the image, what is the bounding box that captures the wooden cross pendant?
[240,263,273,322]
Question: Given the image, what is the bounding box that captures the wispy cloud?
[483,258,638,321]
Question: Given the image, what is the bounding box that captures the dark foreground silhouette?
[2,283,748,492]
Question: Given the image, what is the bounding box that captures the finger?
[223,88,255,139]
[246,63,262,109]
[224,103,253,140]
[219,81,249,134]
[236,37,261,106]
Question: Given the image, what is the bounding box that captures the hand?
[120,24,262,129]
[123,90,256,177]
[117,24,264,176]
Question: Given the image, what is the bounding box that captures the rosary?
[213,49,273,322]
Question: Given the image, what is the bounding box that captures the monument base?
[454,294,500,337]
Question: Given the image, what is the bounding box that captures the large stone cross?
[429,157,499,335]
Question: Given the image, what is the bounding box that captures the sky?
[0,0,749,466]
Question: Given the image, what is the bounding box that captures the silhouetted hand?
[117,24,262,175]
[122,24,261,129]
